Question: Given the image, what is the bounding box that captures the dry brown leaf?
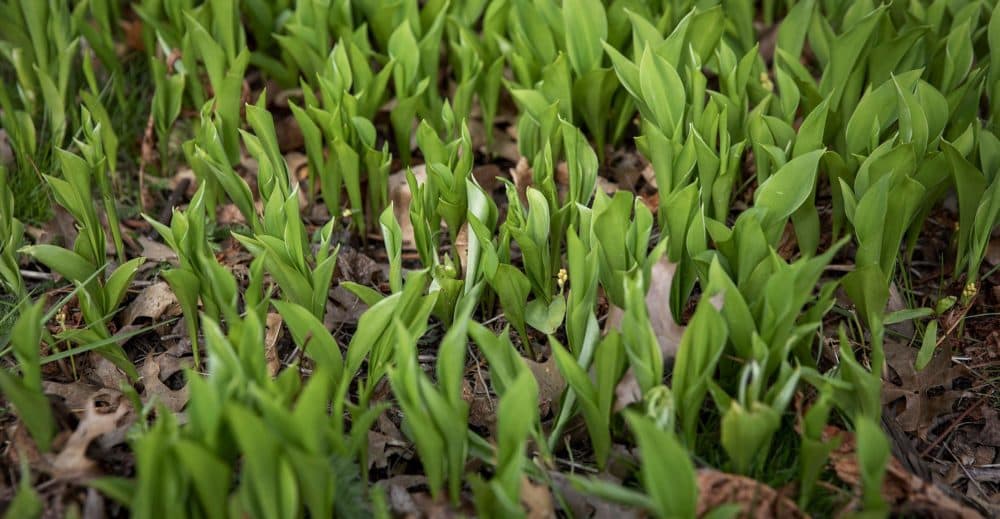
[217,203,247,226]
[639,164,657,189]
[123,281,180,326]
[141,354,189,412]
[26,206,78,248]
[368,430,411,471]
[462,377,496,431]
[986,238,1000,266]
[526,354,566,419]
[881,412,934,482]
[829,427,983,518]
[549,471,640,519]
[47,394,131,479]
[386,481,421,517]
[882,341,971,438]
[168,167,198,198]
[695,469,806,518]
[521,477,556,519]
[454,223,470,271]
[325,285,369,325]
[42,381,115,413]
[885,282,915,339]
[138,236,178,263]
[119,19,145,52]
[285,151,309,180]
[89,354,131,391]
[276,115,305,152]
[595,177,620,195]
[608,257,685,410]
[510,157,533,204]
[472,164,503,194]
[264,312,283,377]
[979,408,1000,447]
[337,247,384,286]
[606,150,648,193]
[388,164,427,249]
[493,127,521,162]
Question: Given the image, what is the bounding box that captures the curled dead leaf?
[264,312,283,377]
[46,394,132,480]
[42,381,115,415]
[696,469,806,518]
[123,281,180,327]
[141,354,189,413]
[454,223,470,272]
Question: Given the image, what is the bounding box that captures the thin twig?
[920,398,984,457]
[19,270,55,281]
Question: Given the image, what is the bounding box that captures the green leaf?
[20,245,95,282]
[563,0,606,76]
[818,4,886,108]
[173,440,231,519]
[754,150,825,222]
[884,308,933,325]
[380,204,403,293]
[776,0,816,59]
[915,320,939,371]
[491,263,532,348]
[272,300,344,380]
[944,142,988,275]
[844,70,922,154]
[892,75,929,157]
[638,47,684,136]
[685,6,725,63]
[104,257,145,312]
[625,412,697,518]
[855,416,890,514]
[525,296,565,335]
[0,371,55,452]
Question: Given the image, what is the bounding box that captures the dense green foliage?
[2,0,1000,517]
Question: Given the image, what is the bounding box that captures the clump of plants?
[2,1,1000,518]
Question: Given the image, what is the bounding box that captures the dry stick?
[920,397,985,457]
[137,109,156,214]
[939,304,973,348]
[19,270,55,281]
[943,442,990,497]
